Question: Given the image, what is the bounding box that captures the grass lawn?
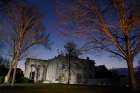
[0,84,138,93]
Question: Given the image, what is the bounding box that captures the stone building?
[24,55,96,84]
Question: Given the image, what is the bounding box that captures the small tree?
[0,1,50,85]
[64,42,81,58]
[64,42,81,84]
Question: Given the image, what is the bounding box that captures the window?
[36,65,41,79]
[77,73,82,83]
[30,71,35,80]
[62,64,66,69]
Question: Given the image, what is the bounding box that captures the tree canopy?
[57,0,140,91]
[64,41,81,58]
[0,0,50,85]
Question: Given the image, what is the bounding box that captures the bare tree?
[64,41,81,58]
[57,0,140,91]
[0,1,50,86]
[64,41,81,84]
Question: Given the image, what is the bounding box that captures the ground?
[0,84,138,93]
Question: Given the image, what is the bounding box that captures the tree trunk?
[4,61,13,84]
[11,57,19,86]
[124,31,138,91]
[11,65,17,86]
[127,58,138,91]
[67,55,71,84]
[4,66,12,84]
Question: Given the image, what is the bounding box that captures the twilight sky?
[17,0,139,70]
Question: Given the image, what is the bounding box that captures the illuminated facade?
[25,55,95,84]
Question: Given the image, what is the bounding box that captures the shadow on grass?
[0,84,139,93]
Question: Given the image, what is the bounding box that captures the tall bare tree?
[0,1,50,85]
[57,0,140,91]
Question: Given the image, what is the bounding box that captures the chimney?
[86,57,90,60]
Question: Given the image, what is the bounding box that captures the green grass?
[0,84,137,93]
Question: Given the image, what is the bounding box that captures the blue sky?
[16,0,139,70]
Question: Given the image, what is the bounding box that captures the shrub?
[18,77,34,83]
[0,76,5,83]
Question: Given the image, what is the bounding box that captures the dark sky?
[18,0,139,70]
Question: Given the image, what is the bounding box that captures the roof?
[25,55,95,64]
